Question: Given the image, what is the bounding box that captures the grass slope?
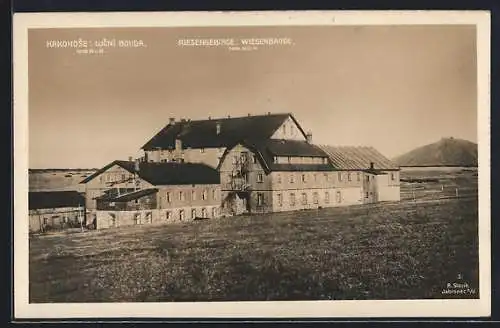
[30,197,479,302]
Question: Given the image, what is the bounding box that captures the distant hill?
[394,137,478,167]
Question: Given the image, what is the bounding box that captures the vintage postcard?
[13,10,491,319]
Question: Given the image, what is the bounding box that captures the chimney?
[134,158,140,172]
[370,162,374,170]
[169,117,175,125]
[216,122,221,135]
[175,138,182,151]
[180,118,186,123]
[306,131,312,143]
[248,113,251,117]
[128,156,133,162]
[208,116,211,120]
[267,111,271,115]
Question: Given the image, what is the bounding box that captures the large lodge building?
[80,113,400,229]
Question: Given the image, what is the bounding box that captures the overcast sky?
[28,25,477,169]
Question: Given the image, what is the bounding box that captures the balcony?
[225,177,251,191]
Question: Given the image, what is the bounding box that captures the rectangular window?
[348,172,352,181]
[313,192,319,204]
[277,174,282,184]
[290,174,295,184]
[252,155,257,163]
[366,175,370,181]
[302,193,308,205]
[290,193,296,206]
[240,152,248,163]
[357,172,361,181]
[179,191,185,201]
[336,191,342,203]
[166,211,171,220]
[212,189,217,200]
[257,193,264,206]
[201,208,207,218]
[325,192,330,204]
[314,174,317,182]
[232,155,238,164]
[277,193,283,207]
[302,174,306,183]
[200,148,205,153]
[202,190,208,200]
[212,207,217,218]
[166,192,171,203]
[179,210,185,220]
[191,190,196,201]
[121,174,126,181]
[257,173,263,183]
[338,172,343,181]
[324,173,329,182]
[287,156,292,163]
[191,208,196,219]
[391,173,395,180]
[366,192,369,198]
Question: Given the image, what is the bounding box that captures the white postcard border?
[13,10,491,319]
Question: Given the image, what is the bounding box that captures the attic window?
[200,148,205,153]
[252,155,257,164]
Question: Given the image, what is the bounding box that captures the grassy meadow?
[29,168,479,303]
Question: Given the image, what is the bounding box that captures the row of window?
[255,191,343,207]
[279,191,341,206]
[164,207,217,220]
[231,171,397,185]
[164,189,217,203]
[273,156,328,165]
[100,173,134,183]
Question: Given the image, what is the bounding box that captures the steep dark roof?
[317,145,400,170]
[255,139,327,157]
[81,161,220,186]
[268,164,333,172]
[141,113,307,150]
[29,191,85,210]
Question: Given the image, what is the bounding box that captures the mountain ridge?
[393,137,478,167]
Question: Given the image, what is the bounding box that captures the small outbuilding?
[28,191,85,233]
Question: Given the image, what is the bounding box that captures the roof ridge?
[174,112,291,123]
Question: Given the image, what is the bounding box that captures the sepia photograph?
[13,11,490,318]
